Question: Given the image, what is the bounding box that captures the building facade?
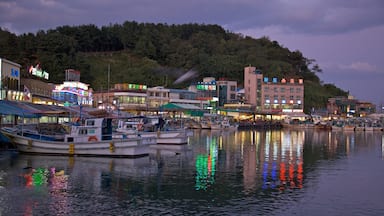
[52,69,93,106]
[147,86,170,109]
[244,66,304,113]
[0,58,21,100]
[216,79,237,106]
[21,78,57,104]
[93,83,147,112]
[327,96,376,117]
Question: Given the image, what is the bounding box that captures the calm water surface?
[1,129,384,216]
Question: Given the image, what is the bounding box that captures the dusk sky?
[1,0,383,106]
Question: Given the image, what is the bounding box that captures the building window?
[230,85,236,91]
[280,87,285,93]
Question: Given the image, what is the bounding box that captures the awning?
[0,101,39,117]
[159,103,202,111]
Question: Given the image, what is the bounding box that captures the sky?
[1,0,383,106]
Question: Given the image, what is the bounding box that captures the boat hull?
[140,130,188,144]
[2,131,154,158]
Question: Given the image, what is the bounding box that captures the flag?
[24,85,31,101]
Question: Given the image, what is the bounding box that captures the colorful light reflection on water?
[0,130,383,215]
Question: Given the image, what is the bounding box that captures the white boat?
[200,120,211,129]
[1,118,155,157]
[209,121,222,130]
[210,119,238,131]
[116,117,188,145]
[221,119,238,131]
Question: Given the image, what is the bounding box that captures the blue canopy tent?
[0,101,39,118]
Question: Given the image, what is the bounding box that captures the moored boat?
[1,118,155,157]
[116,117,188,145]
[210,119,238,131]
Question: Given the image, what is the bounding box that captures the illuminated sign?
[29,64,49,80]
[56,82,89,91]
[196,81,216,91]
[128,84,147,90]
[10,68,19,78]
[114,83,147,90]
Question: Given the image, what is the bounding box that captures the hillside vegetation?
[0,22,348,112]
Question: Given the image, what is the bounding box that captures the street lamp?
[113,97,120,117]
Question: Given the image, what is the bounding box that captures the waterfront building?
[244,66,304,114]
[92,83,147,113]
[147,86,208,111]
[188,77,219,111]
[0,58,22,101]
[327,95,376,117]
[21,78,57,104]
[52,69,93,106]
[147,86,170,109]
[216,78,238,106]
[168,89,206,108]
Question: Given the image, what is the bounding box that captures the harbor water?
[1,129,384,215]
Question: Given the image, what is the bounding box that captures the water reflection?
[236,129,304,193]
[195,136,217,191]
[0,129,383,215]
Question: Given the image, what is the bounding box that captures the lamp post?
[113,97,120,117]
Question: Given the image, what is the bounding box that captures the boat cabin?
[65,118,112,143]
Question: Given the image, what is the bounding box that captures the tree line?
[0,21,347,112]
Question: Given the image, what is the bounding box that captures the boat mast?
[107,64,110,113]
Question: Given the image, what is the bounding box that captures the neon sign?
[55,81,89,91]
[29,64,49,80]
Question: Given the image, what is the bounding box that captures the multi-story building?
[147,87,207,110]
[244,66,304,113]
[191,77,217,100]
[52,69,93,106]
[93,83,147,112]
[216,78,237,106]
[327,95,375,117]
[0,58,22,101]
[147,86,170,109]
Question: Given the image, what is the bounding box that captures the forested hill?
[0,21,347,112]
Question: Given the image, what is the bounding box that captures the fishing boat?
[115,116,188,145]
[1,118,155,157]
[210,119,238,131]
[200,119,211,129]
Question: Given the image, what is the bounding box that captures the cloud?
[1,0,384,35]
[338,62,379,72]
